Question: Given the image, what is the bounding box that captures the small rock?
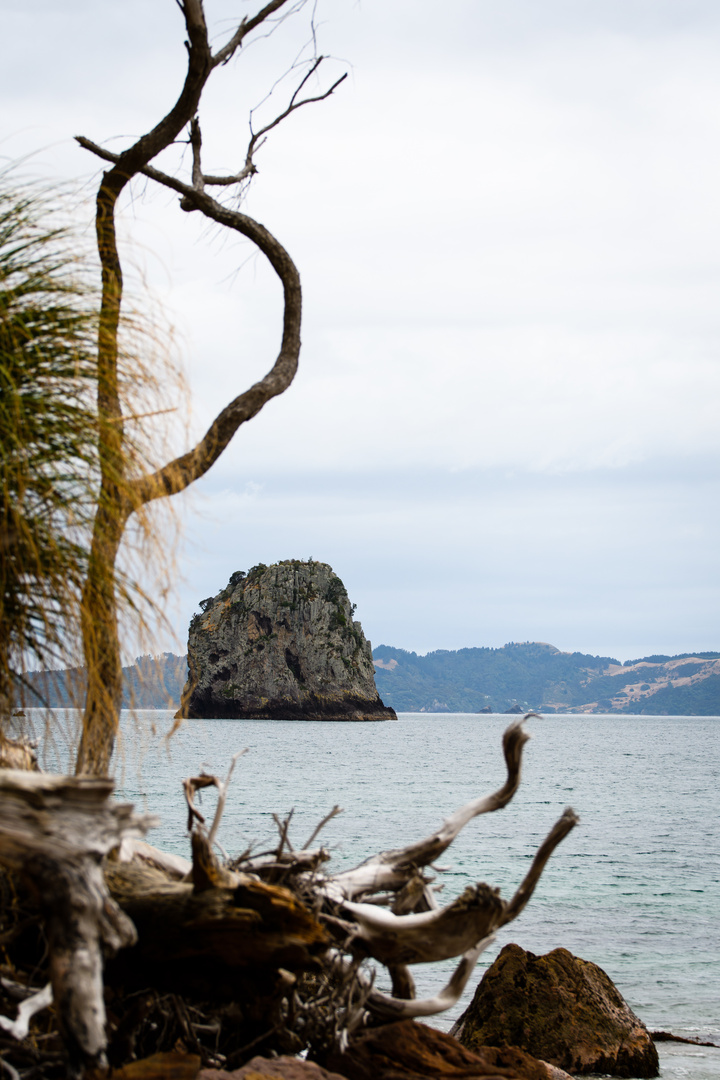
[454,943,659,1078]
[200,1057,348,1080]
[103,1051,201,1080]
[326,1018,574,1080]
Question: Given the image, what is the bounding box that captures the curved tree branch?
[500,805,579,924]
[76,138,302,504]
[324,718,532,901]
[210,0,295,68]
[365,935,496,1021]
[73,0,342,775]
[327,807,578,969]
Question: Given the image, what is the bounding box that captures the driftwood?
[322,718,532,903]
[101,719,576,1036]
[228,718,578,1024]
[100,718,577,1041]
[0,717,578,1073]
[103,846,330,999]
[0,771,156,1075]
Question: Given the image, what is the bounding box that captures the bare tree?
[74,0,346,775]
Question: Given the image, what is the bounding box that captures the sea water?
[35,711,720,1079]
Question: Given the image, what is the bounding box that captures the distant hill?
[371,642,720,715]
[17,643,720,715]
[19,654,188,710]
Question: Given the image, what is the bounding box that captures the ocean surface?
[33,710,720,1079]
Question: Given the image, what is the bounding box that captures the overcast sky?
[3,0,720,662]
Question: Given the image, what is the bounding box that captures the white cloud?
[3,0,719,657]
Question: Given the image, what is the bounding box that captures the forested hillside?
[20,654,187,710]
[18,644,720,715]
[372,643,720,715]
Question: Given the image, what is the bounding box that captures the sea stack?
[178,560,397,721]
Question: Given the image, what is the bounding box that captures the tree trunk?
[76,500,129,776]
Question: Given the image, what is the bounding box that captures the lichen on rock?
[178,560,396,721]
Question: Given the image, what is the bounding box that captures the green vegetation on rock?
[179,561,396,721]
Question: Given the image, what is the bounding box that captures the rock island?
[178,559,397,721]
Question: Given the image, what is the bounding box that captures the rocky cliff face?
[179,560,396,721]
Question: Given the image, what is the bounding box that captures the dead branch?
[191,60,348,191]
[273,810,295,857]
[303,804,343,850]
[210,0,294,69]
[0,1058,20,1080]
[365,935,496,1021]
[0,983,52,1041]
[73,134,305,507]
[323,718,532,902]
[17,719,576,1067]
[500,806,579,925]
[117,838,192,879]
[207,749,248,850]
[327,806,577,970]
[338,884,504,966]
[182,772,219,830]
[240,60,347,182]
[205,718,574,993]
[388,964,416,1000]
[103,856,331,1000]
[193,718,578,1036]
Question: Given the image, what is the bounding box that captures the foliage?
[0,173,99,713]
[623,651,720,666]
[371,642,720,714]
[371,641,612,712]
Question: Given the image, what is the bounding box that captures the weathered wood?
[0,719,579,1069]
[335,808,578,967]
[103,850,330,999]
[274,718,533,905]
[231,718,578,1025]
[0,982,52,1040]
[0,771,155,1073]
[330,935,497,1022]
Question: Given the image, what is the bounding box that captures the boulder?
[326,1019,574,1080]
[454,943,659,1078]
[179,560,396,721]
[98,1052,201,1080]
[200,1055,349,1080]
